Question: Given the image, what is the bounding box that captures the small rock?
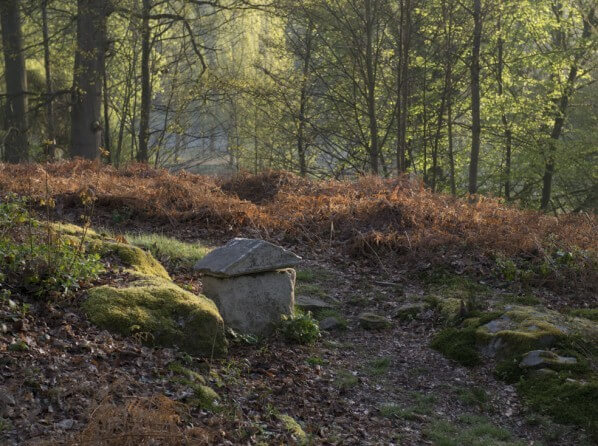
[395,302,427,320]
[520,350,577,369]
[296,295,334,312]
[358,313,392,330]
[319,317,344,331]
[55,419,75,430]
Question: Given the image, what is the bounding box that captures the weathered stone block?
[194,238,301,277]
[202,269,296,335]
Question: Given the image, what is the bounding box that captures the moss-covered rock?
[83,277,226,356]
[49,221,103,239]
[476,305,597,358]
[100,241,170,279]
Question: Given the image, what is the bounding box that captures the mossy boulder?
[476,305,597,358]
[83,277,226,357]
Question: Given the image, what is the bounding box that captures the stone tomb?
[195,238,301,336]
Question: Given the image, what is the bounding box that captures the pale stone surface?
[519,350,577,369]
[202,269,296,335]
[194,238,301,277]
[296,295,335,311]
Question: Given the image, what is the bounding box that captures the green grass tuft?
[430,327,481,367]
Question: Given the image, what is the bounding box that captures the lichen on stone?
[83,276,226,357]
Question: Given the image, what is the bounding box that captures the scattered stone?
[296,295,335,312]
[319,316,345,331]
[55,419,75,430]
[520,350,577,369]
[395,302,428,320]
[202,269,296,336]
[194,238,301,277]
[358,313,392,330]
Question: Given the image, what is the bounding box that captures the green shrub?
[279,311,320,344]
[0,197,102,298]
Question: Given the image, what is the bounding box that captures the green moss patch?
[424,415,522,446]
[277,414,308,445]
[83,277,226,357]
[518,374,598,440]
[567,308,598,322]
[431,327,481,367]
[101,241,170,279]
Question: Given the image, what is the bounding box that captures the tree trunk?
[42,0,56,160]
[396,0,411,174]
[497,2,511,200]
[468,0,482,194]
[71,0,107,160]
[364,0,379,174]
[1,0,29,163]
[540,7,594,210]
[137,0,151,163]
[297,20,313,177]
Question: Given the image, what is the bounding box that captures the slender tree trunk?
[297,20,313,177]
[365,0,379,174]
[396,0,411,173]
[42,0,56,160]
[468,0,482,194]
[540,7,594,210]
[137,0,151,163]
[103,53,111,158]
[1,0,28,163]
[497,3,511,200]
[71,0,107,160]
[444,0,456,195]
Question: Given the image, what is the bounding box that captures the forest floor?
[1,161,597,445]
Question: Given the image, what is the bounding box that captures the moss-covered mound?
[100,241,171,279]
[476,305,597,358]
[83,276,226,357]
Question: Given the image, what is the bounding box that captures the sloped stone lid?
[194,238,301,277]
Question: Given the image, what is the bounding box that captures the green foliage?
[430,327,481,367]
[367,357,391,376]
[0,197,102,298]
[279,311,320,345]
[424,415,520,446]
[126,233,211,270]
[518,374,598,440]
[334,370,358,390]
[568,309,598,322]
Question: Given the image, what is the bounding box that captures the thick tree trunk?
[71,0,107,160]
[1,0,29,163]
[468,0,482,194]
[137,0,151,163]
